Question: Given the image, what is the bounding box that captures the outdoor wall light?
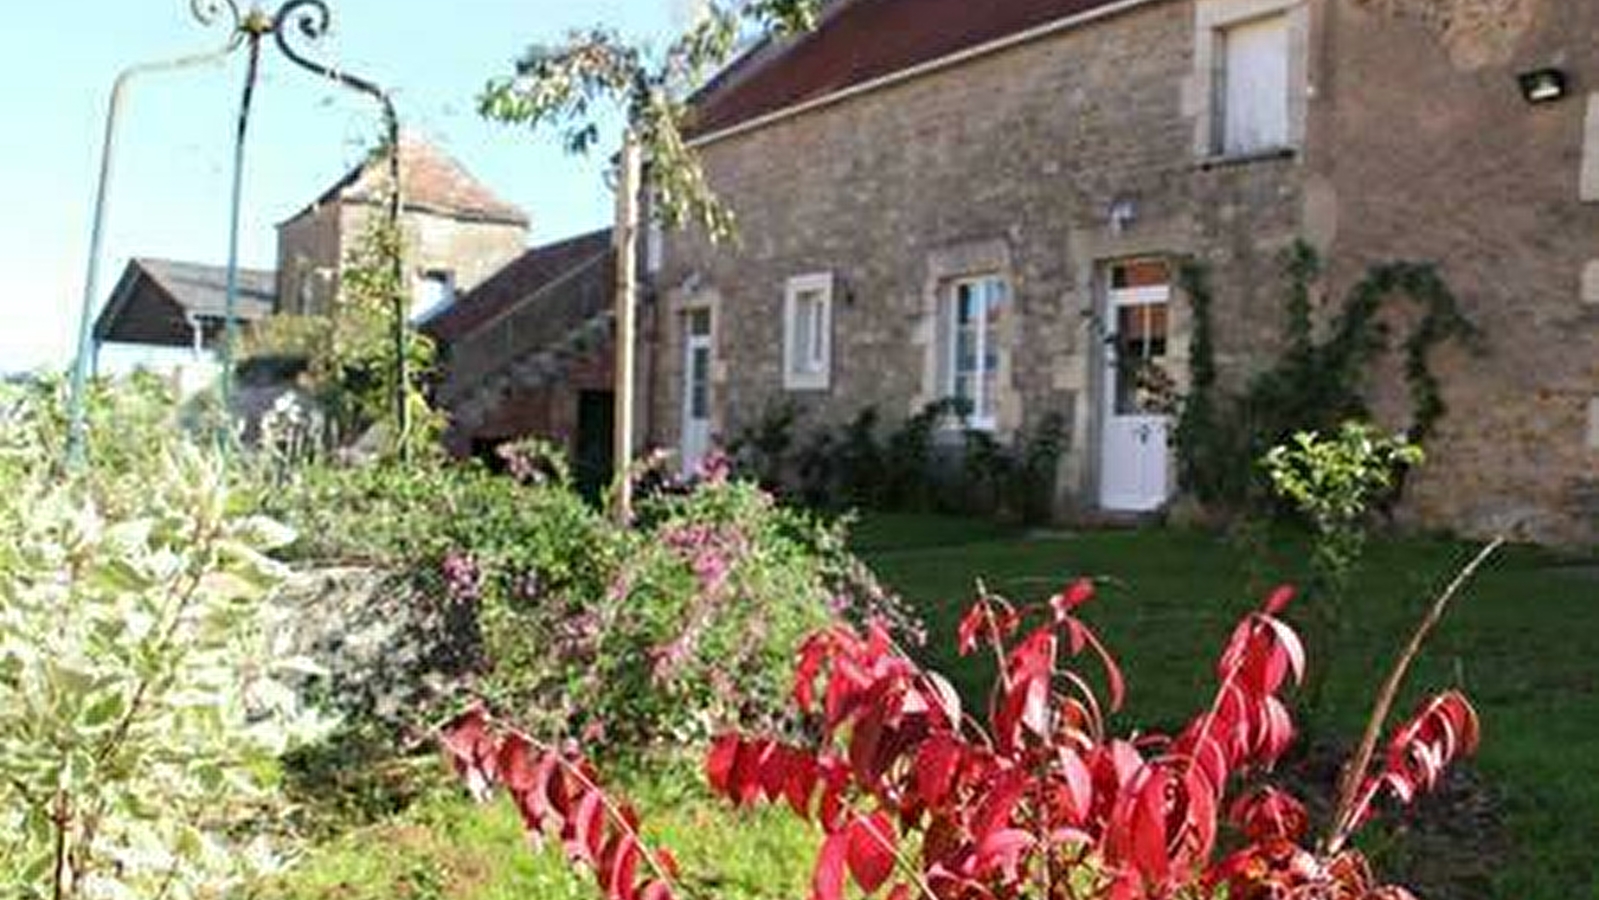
[1517,67,1569,105]
[1108,196,1137,234]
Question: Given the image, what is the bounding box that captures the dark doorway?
[574,390,615,501]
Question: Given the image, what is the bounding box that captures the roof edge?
[688,0,1172,149]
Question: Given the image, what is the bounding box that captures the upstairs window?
[946,275,1008,429]
[1217,13,1290,155]
[783,273,833,390]
[413,269,456,321]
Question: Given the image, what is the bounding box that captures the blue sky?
[0,0,687,374]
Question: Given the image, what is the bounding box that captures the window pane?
[807,296,827,369]
[1222,14,1289,154]
[957,283,978,325]
[690,347,710,417]
[792,296,815,373]
[1113,301,1172,415]
[688,309,712,337]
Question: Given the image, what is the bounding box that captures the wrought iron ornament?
[68,0,409,466]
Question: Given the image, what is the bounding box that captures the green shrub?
[0,376,327,900]
[476,467,895,750]
[261,445,904,757]
[731,400,1065,524]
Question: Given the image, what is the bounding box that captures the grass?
[264,514,1598,900]
[860,514,1599,900]
[254,768,817,900]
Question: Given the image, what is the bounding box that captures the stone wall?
[654,0,1599,545]
[1307,0,1599,543]
[274,203,526,318]
[655,0,1304,509]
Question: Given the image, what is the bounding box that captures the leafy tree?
[479,0,824,240]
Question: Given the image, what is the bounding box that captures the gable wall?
[1304,0,1599,544]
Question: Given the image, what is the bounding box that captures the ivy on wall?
[1175,241,1482,512]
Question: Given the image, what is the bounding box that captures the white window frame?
[944,274,1008,431]
[783,272,834,391]
[1192,0,1308,161]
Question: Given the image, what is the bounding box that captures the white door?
[1098,261,1174,512]
[680,308,713,474]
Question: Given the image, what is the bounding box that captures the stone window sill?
[1196,146,1298,171]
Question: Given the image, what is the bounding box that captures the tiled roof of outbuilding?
[282,132,530,228]
[690,0,1142,137]
[93,258,276,348]
[422,229,613,343]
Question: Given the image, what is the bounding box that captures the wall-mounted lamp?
[1109,196,1138,234]
[1517,67,1569,105]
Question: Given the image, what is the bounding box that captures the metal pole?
[219,15,270,445]
[612,128,642,524]
[270,0,409,458]
[64,1,244,469]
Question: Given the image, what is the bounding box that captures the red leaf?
[783,751,820,820]
[735,739,775,806]
[441,704,493,776]
[914,735,964,807]
[973,828,1035,878]
[971,768,1028,841]
[1228,787,1308,843]
[1262,584,1296,616]
[957,602,987,657]
[638,882,673,900]
[795,633,831,712]
[814,829,849,900]
[1129,769,1172,884]
[845,812,897,894]
[1051,578,1096,620]
[760,744,793,802]
[1007,628,1057,682]
[607,834,642,900]
[498,734,536,794]
[706,734,739,797]
[571,790,605,863]
[923,672,963,728]
[849,707,887,785]
[1057,747,1094,824]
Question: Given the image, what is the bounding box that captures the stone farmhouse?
[645,0,1599,545]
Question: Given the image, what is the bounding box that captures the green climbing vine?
[1175,241,1481,512]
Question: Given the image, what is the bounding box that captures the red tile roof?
[282,133,530,228]
[690,0,1141,137]
[422,229,613,343]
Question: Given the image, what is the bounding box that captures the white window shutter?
[1223,15,1289,155]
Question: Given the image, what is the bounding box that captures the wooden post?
[612,128,643,524]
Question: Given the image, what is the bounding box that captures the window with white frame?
[946,275,1008,428]
[783,273,833,390]
[1216,13,1290,156]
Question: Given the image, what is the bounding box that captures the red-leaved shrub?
[443,579,1477,900]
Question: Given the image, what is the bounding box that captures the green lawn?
[264,517,1598,900]
[859,515,1599,900]
[254,772,817,900]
